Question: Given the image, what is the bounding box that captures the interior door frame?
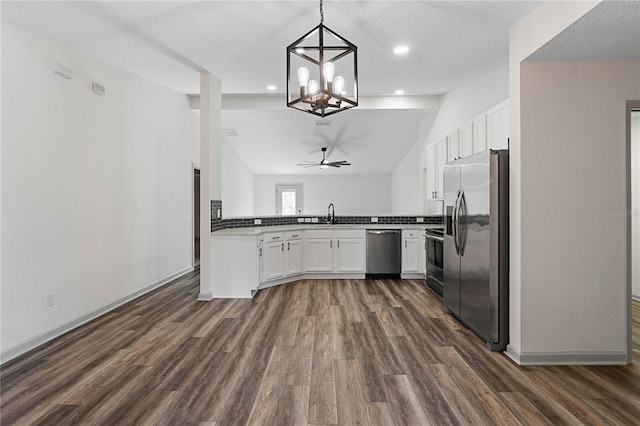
[626,101,639,363]
[192,163,201,268]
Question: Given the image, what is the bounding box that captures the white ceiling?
[1,1,546,175]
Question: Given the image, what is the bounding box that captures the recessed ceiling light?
[267,85,277,91]
[395,89,405,95]
[393,45,410,55]
[296,48,304,54]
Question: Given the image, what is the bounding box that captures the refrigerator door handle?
[452,190,461,255]
[459,191,467,256]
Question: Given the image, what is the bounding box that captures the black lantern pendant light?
[286,0,358,117]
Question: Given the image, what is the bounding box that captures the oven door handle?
[426,234,444,243]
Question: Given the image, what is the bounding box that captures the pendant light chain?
[320,0,324,24]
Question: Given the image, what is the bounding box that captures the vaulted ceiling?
[1,1,545,175]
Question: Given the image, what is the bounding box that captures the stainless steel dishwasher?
[366,229,401,278]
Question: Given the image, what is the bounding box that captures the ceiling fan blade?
[297,162,320,166]
[328,161,351,166]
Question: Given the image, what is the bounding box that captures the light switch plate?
[254,219,262,225]
[371,217,378,223]
[304,218,312,223]
[297,218,304,223]
[311,217,319,223]
[416,217,424,223]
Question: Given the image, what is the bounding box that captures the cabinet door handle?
[330,240,333,249]
[288,242,290,250]
[272,236,280,240]
[405,240,407,248]
[281,243,284,251]
[259,248,262,257]
[337,240,340,248]
[291,234,299,238]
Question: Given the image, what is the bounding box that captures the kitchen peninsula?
[208,215,442,299]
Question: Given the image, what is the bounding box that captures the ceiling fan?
[297,147,351,169]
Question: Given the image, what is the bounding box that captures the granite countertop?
[212,223,443,236]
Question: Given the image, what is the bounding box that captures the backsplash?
[210,211,442,232]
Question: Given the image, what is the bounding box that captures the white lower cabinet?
[305,229,365,273]
[334,230,365,273]
[285,238,302,275]
[257,236,263,285]
[262,232,303,282]
[402,229,420,274]
[304,230,333,272]
[263,237,285,282]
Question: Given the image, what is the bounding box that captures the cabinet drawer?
[285,231,302,240]
[305,230,333,239]
[264,232,284,242]
[402,229,419,239]
[335,229,364,239]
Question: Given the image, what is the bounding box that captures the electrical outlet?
[304,218,311,223]
[217,208,221,218]
[416,217,424,223]
[371,217,378,223]
[254,218,262,225]
[297,218,305,223]
[311,217,318,223]
[45,292,55,307]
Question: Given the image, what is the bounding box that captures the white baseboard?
[1,266,193,365]
[505,344,628,365]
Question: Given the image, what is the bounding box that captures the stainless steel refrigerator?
[443,150,509,351]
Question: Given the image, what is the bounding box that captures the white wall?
[1,25,200,359]
[222,138,254,217]
[519,60,639,360]
[254,175,391,216]
[390,66,509,214]
[508,0,602,361]
[632,111,640,299]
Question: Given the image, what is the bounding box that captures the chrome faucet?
[327,203,335,224]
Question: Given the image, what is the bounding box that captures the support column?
[198,72,222,300]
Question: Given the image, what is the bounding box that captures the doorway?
[630,103,640,363]
[275,184,303,216]
[194,167,201,267]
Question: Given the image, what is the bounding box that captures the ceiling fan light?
[320,164,329,169]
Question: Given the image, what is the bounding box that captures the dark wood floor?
[2,270,640,425]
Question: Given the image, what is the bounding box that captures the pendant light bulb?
[323,62,335,83]
[334,76,345,94]
[308,79,319,94]
[298,67,309,87]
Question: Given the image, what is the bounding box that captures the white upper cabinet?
[435,139,447,199]
[426,145,436,200]
[472,114,487,153]
[447,130,460,162]
[459,122,474,158]
[426,139,448,200]
[487,99,509,150]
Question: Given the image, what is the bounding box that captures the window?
[276,184,303,216]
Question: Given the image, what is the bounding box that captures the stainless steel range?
[425,228,444,296]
